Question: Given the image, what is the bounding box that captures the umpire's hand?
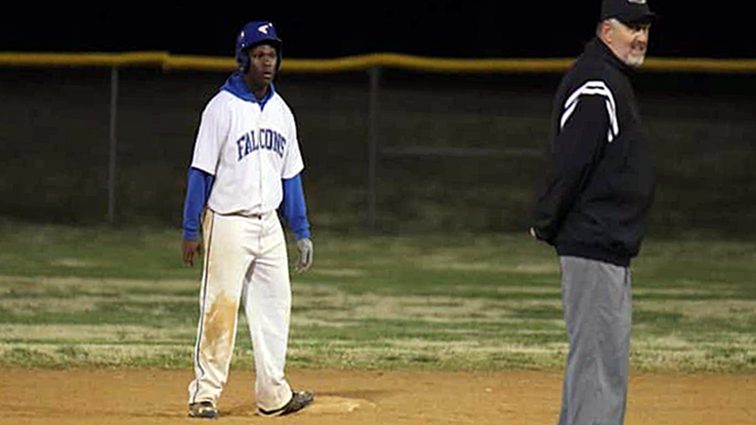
[182,239,202,267]
[295,238,314,274]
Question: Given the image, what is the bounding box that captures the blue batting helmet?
[235,21,283,73]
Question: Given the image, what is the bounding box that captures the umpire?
[529,1,656,424]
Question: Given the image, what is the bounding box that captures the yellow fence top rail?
[1,51,755,74]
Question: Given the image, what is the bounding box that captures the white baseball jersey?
[190,90,304,216]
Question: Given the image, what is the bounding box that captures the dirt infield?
[3,368,754,425]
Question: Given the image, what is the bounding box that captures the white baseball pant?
[187,209,293,411]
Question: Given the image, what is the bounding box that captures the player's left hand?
[295,238,313,273]
[182,239,202,267]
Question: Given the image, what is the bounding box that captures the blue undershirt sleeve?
[182,167,215,241]
[279,173,311,240]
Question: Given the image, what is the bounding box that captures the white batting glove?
[295,238,314,274]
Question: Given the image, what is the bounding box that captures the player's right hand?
[182,240,202,267]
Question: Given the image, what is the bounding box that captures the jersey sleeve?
[281,109,304,179]
[182,167,215,240]
[279,173,311,240]
[531,94,609,243]
[190,97,228,176]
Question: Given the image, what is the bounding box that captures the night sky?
[3,2,752,59]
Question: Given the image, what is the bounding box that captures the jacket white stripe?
[560,80,619,143]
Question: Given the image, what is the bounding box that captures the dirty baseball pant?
[557,256,631,425]
[188,210,293,411]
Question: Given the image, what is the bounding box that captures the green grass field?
[0,219,754,372]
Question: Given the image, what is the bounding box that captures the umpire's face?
[246,44,278,87]
[602,19,651,68]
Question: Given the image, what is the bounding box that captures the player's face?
[606,20,651,68]
[247,44,278,87]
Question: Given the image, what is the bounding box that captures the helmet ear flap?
[237,52,250,73]
[236,47,252,74]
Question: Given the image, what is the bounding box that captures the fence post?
[366,66,381,231]
[107,66,119,225]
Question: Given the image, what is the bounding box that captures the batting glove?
[295,238,314,273]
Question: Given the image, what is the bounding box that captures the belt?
[213,209,270,219]
[238,211,268,219]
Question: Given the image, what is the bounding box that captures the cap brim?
[620,11,657,25]
[246,39,283,53]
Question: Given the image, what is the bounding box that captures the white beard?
[624,51,646,68]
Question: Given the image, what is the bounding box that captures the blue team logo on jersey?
[236,128,286,161]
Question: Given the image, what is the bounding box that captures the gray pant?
[557,256,632,425]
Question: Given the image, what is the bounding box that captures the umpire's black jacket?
[531,38,656,267]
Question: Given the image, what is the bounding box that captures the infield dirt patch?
[2,368,754,424]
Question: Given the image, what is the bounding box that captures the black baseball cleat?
[188,401,219,419]
[257,390,314,417]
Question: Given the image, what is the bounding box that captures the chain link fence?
[1,64,754,238]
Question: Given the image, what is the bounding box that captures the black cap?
[600,0,656,24]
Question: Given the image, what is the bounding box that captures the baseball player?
[181,20,314,419]
[529,1,656,424]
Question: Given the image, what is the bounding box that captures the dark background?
[1,2,754,238]
[3,1,753,58]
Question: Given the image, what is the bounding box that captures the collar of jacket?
[220,71,276,105]
[584,38,635,77]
